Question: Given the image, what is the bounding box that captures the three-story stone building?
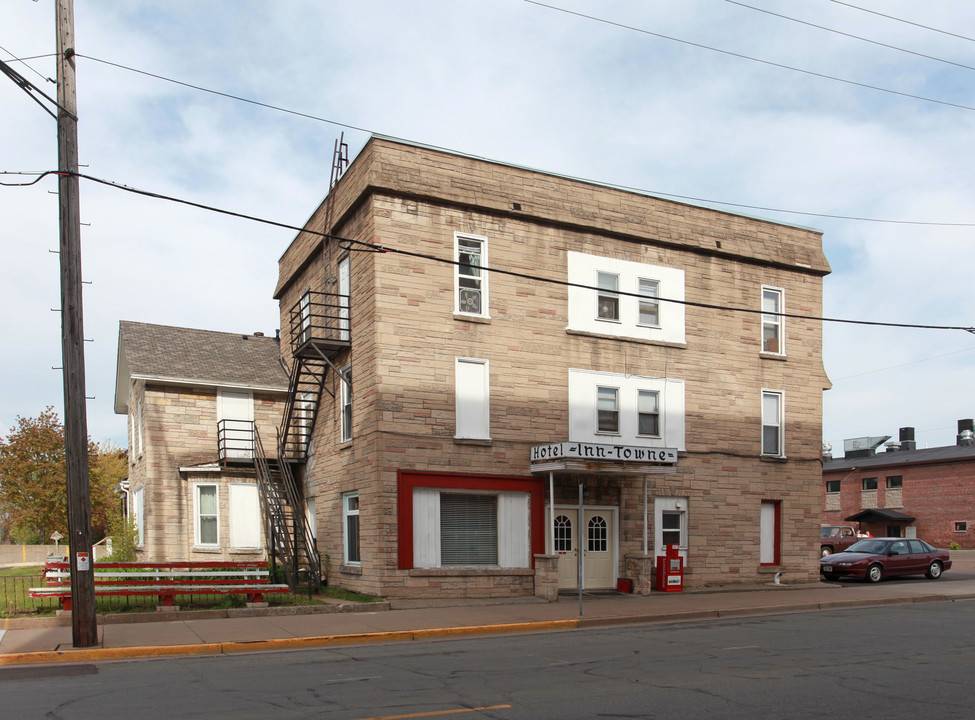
[271,136,831,598]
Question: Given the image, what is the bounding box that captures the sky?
[2,0,975,455]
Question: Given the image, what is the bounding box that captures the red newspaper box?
[655,543,683,592]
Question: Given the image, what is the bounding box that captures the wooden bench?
[29,559,290,611]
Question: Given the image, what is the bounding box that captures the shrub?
[101,514,139,561]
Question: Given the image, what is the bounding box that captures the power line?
[832,344,975,382]
[827,0,975,44]
[76,54,373,135]
[725,0,975,72]
[42,169,975,335]
[40,56,975,228]
[0,43,54,84]
[522,0,975,112]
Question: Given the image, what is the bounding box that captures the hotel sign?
[531,442,678,465]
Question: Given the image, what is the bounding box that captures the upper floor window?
[762,286,784,354]
[455,357,491,440]
[862,477,878,491]
[826,480,841,493]
[637,390,660,437]
[596,386,620,433]
[566,252,685,344]
[761,390,784,457]
[340,366,352,443]
[886,476,902,489]
[596,272,620,321]
[568,369,685,450]
[338,256,350,341]
[455,233,488,317]
[638,278,660,327]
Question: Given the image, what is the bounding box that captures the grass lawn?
[0,565,44,577]
[1,565,379,617]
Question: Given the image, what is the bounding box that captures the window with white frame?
[194,483,219,547]
[340,366,352,443]
[762,286,784,354]
[136,398,144,455]
[131,486,144,547]
[338,255,350,341]
[455,233,488,316]
[654,497,688,559]
[637,277,660,326]
[569,369,685,449]
[343,492,360,564]
[637,390,660,437]
[413,488,529,569]
[761,390,784,456]
[596,386,620,434]
[229,483,261,549]
[455,357,490,440]
[596,272,620,321]
[567,252,685,344]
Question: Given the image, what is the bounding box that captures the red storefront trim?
[397,470,546,569]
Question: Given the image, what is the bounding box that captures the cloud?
[2,0,974,452]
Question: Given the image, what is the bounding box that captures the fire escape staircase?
[251,425,322,592]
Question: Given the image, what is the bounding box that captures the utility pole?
[56,0,97,647]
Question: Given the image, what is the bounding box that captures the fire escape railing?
[289,290,350,354]
[250,422,322,592]
[217,419,256,464]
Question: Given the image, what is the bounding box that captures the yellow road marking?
[355,705,511,720]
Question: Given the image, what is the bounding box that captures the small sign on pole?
[76,551,90,572]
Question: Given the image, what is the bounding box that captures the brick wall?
[824,457,975,548]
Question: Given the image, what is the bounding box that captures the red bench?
[29,559,290,611]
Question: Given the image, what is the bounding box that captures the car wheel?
[821,547,833,557]
[926,561,943,579]
[866,563,884,583]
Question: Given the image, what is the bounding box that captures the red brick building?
[822,420,975,548]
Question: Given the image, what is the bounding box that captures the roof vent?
[253,332,265,337]
[822,442,832,461]
[843,435,890,459]
[899,427,916,452]
[884,441,901,452]
[958,419,974,446]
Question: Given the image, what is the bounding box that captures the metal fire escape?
[256,135,351,593]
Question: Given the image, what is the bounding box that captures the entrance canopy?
[845,508,916,524]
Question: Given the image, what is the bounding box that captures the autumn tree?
[0,408,126,544]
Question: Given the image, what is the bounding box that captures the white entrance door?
[548,507,616,590]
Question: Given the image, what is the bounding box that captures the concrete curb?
[0,620,581,666]
[3,592,974,667]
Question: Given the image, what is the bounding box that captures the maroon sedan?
[820,537,951,583]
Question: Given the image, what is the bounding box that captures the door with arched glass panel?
[583,512,614,588]
[548,507,616,589]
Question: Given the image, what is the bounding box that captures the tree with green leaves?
[0,408,127,544]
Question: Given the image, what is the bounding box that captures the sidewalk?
[4,577,975,666]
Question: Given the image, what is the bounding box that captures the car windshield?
[845,539,889,554]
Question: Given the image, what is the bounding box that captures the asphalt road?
[2,599,974,720]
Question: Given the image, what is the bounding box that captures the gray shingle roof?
[824,443,975,471]
[118,321,288,391]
